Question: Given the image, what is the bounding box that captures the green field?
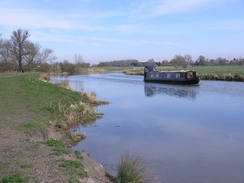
[186,65,244,75]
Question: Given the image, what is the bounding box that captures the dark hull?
[144,78,200,85]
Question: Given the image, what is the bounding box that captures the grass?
[190,65,244,75]
[44,139,71,156]
[20,164,33,169]
[59,159,89,178]
[0,173,28,183]
[74,150,84,160]
[44,139,64,147]
[115,152,156,183]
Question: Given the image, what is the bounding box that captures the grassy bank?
[0,73,107,132]
[124,65,244,81]
[0,73,112,182]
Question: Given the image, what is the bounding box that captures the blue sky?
[0,0,243,64]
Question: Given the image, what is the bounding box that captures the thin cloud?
[43,0,52,3]
[132,0,230,18]
[140,40,178,45]
[114,25,138,33]
[209,27,244,30]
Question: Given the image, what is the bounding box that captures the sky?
[0,0,244,64]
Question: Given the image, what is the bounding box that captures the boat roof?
[144,66,195,73]
[158,70,195,73]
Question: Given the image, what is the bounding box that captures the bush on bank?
[115,152,156,183]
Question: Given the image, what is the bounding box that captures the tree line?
[97,55,244,68]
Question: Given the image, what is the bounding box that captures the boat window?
[187,72,193,78]
[167,73,171,78]
[176,73,181,78]
[156,73,159,77]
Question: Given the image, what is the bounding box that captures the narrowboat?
[144,65,200,84]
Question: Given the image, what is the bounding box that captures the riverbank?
[0,73,113,183]
[123,65,244,82]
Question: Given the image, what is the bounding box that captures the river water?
[51,73,244,183]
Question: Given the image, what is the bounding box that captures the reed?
[198,73,244,81]
[115,151,156,183]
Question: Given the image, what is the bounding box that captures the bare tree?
[24,42,56,71]
[195,55,206,66]
[10,29,30,72]
[74,54,83,65]
[171,55,187,68]
[185,54,193,65]
[24,42,40,71]
[37,48,56,64]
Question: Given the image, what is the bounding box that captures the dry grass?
[116,151,157,183]
[81,92,109,105]
[39,73,51,82]
[54,86,108,131]
[56,82,71,89]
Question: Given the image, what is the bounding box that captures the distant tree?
[171,55,187,68]
[74,54,90,68]
[161,60,170,66]
[216,57,228,65]
[38,62,51,72]
[238,57,244,65]
[97,61,107,67]
[59,60,76,74]
[185,54,193,65]
[209,59,216,65]
[155,62,161,66]
[195,55,206,66]
[75,54,83,65]
[146,58,156,66]
[10,29,30,72]
[130,62,138,66]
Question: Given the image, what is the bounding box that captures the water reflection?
[144,83,199,100]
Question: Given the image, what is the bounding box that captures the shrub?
[115,152,156,183]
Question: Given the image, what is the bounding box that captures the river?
[51,73,244,183]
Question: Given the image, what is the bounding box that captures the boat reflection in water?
[144,82,199,100]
